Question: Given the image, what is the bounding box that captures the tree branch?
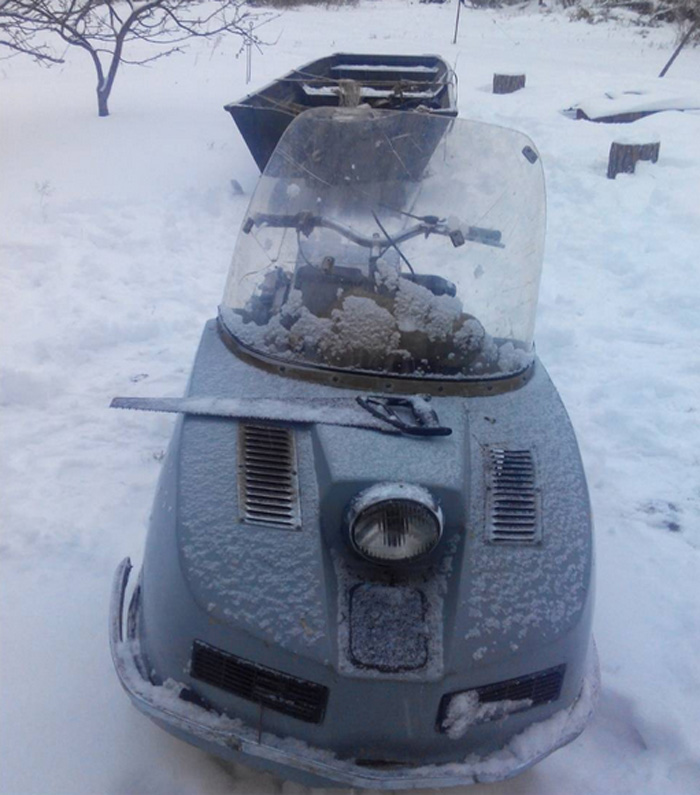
[0,35,64,62]
[0,0,263,116]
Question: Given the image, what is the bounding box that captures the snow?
[111,620,599,788]
[441,692,534,739]
[302,83,437,99]
[333,532,456,681]
[1,2,700,794]
[327,294,402,359]
[564,80,700,120]
[226,265,516,376]
[331,63,437,73]
[392,277,462,338]
[110,394,405,433]
[348,583,429,670]
[350,481,442,516]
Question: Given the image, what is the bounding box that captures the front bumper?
[110,558,600,789]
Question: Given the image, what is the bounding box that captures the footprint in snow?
[639,499,681,533]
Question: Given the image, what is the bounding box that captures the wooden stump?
[493,74,526,94]
[607,140,660,179]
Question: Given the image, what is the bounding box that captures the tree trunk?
[493,74,526,94]
[97,88,110,117]
[607,141,660,179]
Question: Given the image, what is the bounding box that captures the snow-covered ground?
[1,2,699,793]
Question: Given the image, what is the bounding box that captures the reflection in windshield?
[221,108,545,380]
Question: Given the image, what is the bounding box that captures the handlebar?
[243,211,504,249]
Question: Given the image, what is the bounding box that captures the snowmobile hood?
[169,321,593,679]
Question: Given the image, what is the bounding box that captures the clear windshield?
[221,108,545,380]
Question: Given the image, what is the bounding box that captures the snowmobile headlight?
[349,483,442,564]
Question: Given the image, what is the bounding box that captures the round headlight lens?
[349,484,442,564]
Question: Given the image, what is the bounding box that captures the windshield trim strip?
[217,311,535,398]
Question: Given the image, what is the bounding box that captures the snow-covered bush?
[556,0,698,42]
[249,0,358,7]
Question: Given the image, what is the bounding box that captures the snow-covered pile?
[1,2,699,793]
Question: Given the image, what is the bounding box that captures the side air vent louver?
[191,641,328,724]
[239,424,300,530]
[437,665,566,732]
[486,447,541,544]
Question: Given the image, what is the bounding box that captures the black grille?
[487,448,541,544]
[476,665,565,705]
[190,641,328,724]
[437,665,565,731]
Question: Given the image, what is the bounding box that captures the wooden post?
[607,140,660,179]
[245,20,253,84]
[336,79,362,107]
[659,23,697,78]
[493,74,526,94]
[452,0,462,45]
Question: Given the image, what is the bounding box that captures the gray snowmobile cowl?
[109,106,597,787]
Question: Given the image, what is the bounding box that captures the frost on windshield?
[221,109,545,381]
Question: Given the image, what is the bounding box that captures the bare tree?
[0,0,261,116]
[0,0,65,62]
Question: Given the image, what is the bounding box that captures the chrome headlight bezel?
[348,483,443,565]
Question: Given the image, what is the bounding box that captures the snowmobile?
[109,106,599,788]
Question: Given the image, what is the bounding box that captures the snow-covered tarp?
[564,79,700,122]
